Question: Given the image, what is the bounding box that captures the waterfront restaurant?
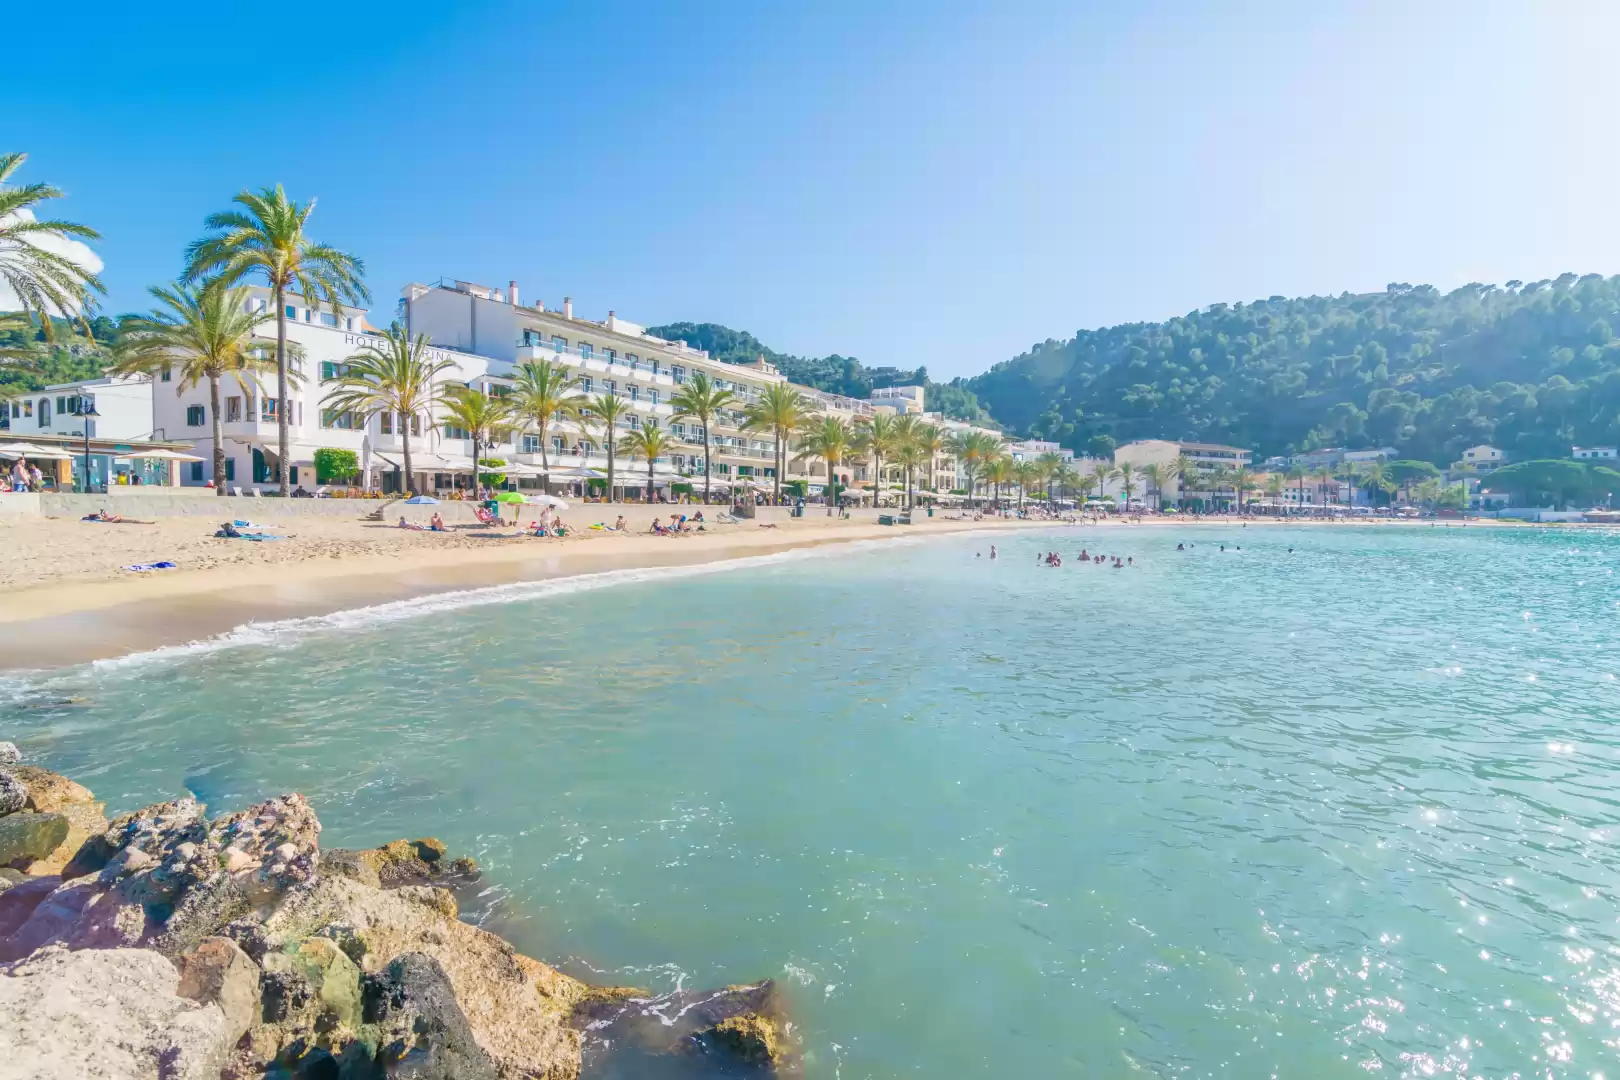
[0,432,201,491]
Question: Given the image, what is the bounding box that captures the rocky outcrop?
[0,750,800,1078]
[0,946,233,1079]
[9,764,109,875]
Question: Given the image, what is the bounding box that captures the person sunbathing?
[429,512,447,532]
[613,515,627,531]
[650,517,665,534]
[83,509,126,523]
[397,516,426,531]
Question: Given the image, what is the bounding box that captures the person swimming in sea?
[1176,543,1184,550]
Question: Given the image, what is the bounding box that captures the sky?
[6,0,1620,379]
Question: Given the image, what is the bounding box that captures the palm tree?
[984,454,1015,509]
[1037,451,1065,501]
[507,358,587,492]
[906,422,947,510]
[322,324,452,496]
[889,414,922,509]
[948,430,1000,507]
[1285,463,1307,515]
[1264,472,1286,515]
[1112,463,1139,508]
[854,413,901,507]
[108,281,281,496]
[0,152,104,339]
[1013,460,1042,510]
[1361,460,1395,508]
[618,425,676,502]
[442,387,513,497]
[1231,465,1256,513]
[1073,473,1098,505]
[1337,462,1363,509]
[584,392,632,501]
[669,371,737,504]
[184,185,368,496]
[1052,462,1078,506]
[1089,461,1114,506]
[1135,461,1174,511]
[796,415,854,515]
[1314,464,1337,513]
[741,383,808,505]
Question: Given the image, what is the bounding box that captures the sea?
[4,524,1619,1078]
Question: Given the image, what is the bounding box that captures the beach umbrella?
[527,494,570,509]
[494,491,526,504]
[404,495,440,505]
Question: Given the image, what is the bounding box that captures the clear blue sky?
[7,0,1619,378]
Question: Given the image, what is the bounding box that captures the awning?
[374,453,474,472]
[126,448,204,461]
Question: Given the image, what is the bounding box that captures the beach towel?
[123,561,177,572]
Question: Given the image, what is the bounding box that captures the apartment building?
[1113,438,1252,504]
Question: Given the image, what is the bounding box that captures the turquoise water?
[5,525,1620,1078]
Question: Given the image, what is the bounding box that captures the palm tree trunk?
[471,434,482,498]
[774,426,783,506]
[401,423,414,498]
[647,456,655,501]
[274,283,291,497]
[702,423,712,504]
[827,458,836,516]
[537,420,550,496]
[209,374,226,496]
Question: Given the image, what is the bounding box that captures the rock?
[319,847,382,889]
[361,952,499,1080]
[0,946,232,1079]
[21,801,109,877]
[0,743,16,766]
[708,1012,787,1067]
[0,812,68,868]
[178,937,261,1048]
[579,978,799,1074]
[257,874,584,1076]
[0,875,103,958]
[325,837,478,890]
[262,936,362,1032]
[0,773,25,817]
[10,765,94,813]
[222,846,255,873]
[0,874,57,938]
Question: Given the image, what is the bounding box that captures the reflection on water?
[6,525,1620,1078]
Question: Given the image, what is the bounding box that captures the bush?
[478,457,507,486]
[314,448,359,485]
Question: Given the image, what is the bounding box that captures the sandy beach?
[0,504,1037,670]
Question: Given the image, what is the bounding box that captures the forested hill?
[966,274,1620,465]
[645,321,997,427]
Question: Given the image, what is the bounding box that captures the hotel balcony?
[512,344,677,387]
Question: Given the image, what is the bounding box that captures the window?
[604,380,616,395]
[645,416,658,430]
[21,400,31,418]
[261,398,278,421]
[522,329,543,347]
[444,423,468,440]
[629,385,640,401]
[579,343,593,361]
[226,396,242,422]
[521,434,541,454]
[648,389,659,406]
[551,336,566,353]
[55,396,66,412]
[650,359,660,375]
[672,365,686,384]
[189,461,203,482]
[186,405,206,427]
[38,398,50,426]
[379,412,393,435]
[304,309,313,322]
[672,423,686,436]
[67,396,82,415]
[285,305,297,319]
[320,361,346,381]
[626,353,637,368]
[552,436,565,452]
[580,376,594,395]
[410,414,421,437]
[320,409,359,430]
[629,415,640,430]
[224,458,236,481]
[604,349,616,364]
[321,312,338,327]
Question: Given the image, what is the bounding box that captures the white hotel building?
[154,279,887,494]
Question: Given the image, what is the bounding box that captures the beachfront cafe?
[0,433,202,492]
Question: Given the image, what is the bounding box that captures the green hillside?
[965,275,1620,465]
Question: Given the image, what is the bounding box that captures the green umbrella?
[495,491,526,503]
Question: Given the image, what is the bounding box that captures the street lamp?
[80,400,100,494]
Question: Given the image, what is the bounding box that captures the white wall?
[13,377,153,441]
